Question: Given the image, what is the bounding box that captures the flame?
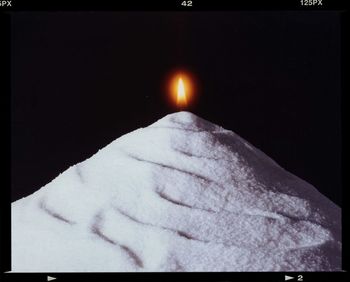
[167,71,195,109]
[177,77,187,106]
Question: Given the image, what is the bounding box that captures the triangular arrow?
[47,276,56,281]
[285,275,294,281]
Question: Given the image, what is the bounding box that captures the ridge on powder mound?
[12,111,341,272]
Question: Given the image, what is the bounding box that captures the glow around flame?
[167,71,195,109]
[177,77,187,106]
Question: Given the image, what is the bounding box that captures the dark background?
[11,12,342,206]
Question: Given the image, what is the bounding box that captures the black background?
[11,11,342,206]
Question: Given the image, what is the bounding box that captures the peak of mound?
[150,111,222,132]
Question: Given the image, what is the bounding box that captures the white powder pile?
[11,111,341,272]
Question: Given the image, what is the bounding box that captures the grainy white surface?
[12,112,341,272]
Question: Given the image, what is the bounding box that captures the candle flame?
[166,70,196,109]
[177,77,187,107]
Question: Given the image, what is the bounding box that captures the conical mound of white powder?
[12,111,341,272]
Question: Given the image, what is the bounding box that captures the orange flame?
[176,77,187,107]
[167,71,195,109]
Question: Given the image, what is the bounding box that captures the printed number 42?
[181,1,193,6]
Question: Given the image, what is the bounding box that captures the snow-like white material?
[12,111,341,272]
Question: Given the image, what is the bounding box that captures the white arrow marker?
[285,275,294,281]
[47,276,56,281]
